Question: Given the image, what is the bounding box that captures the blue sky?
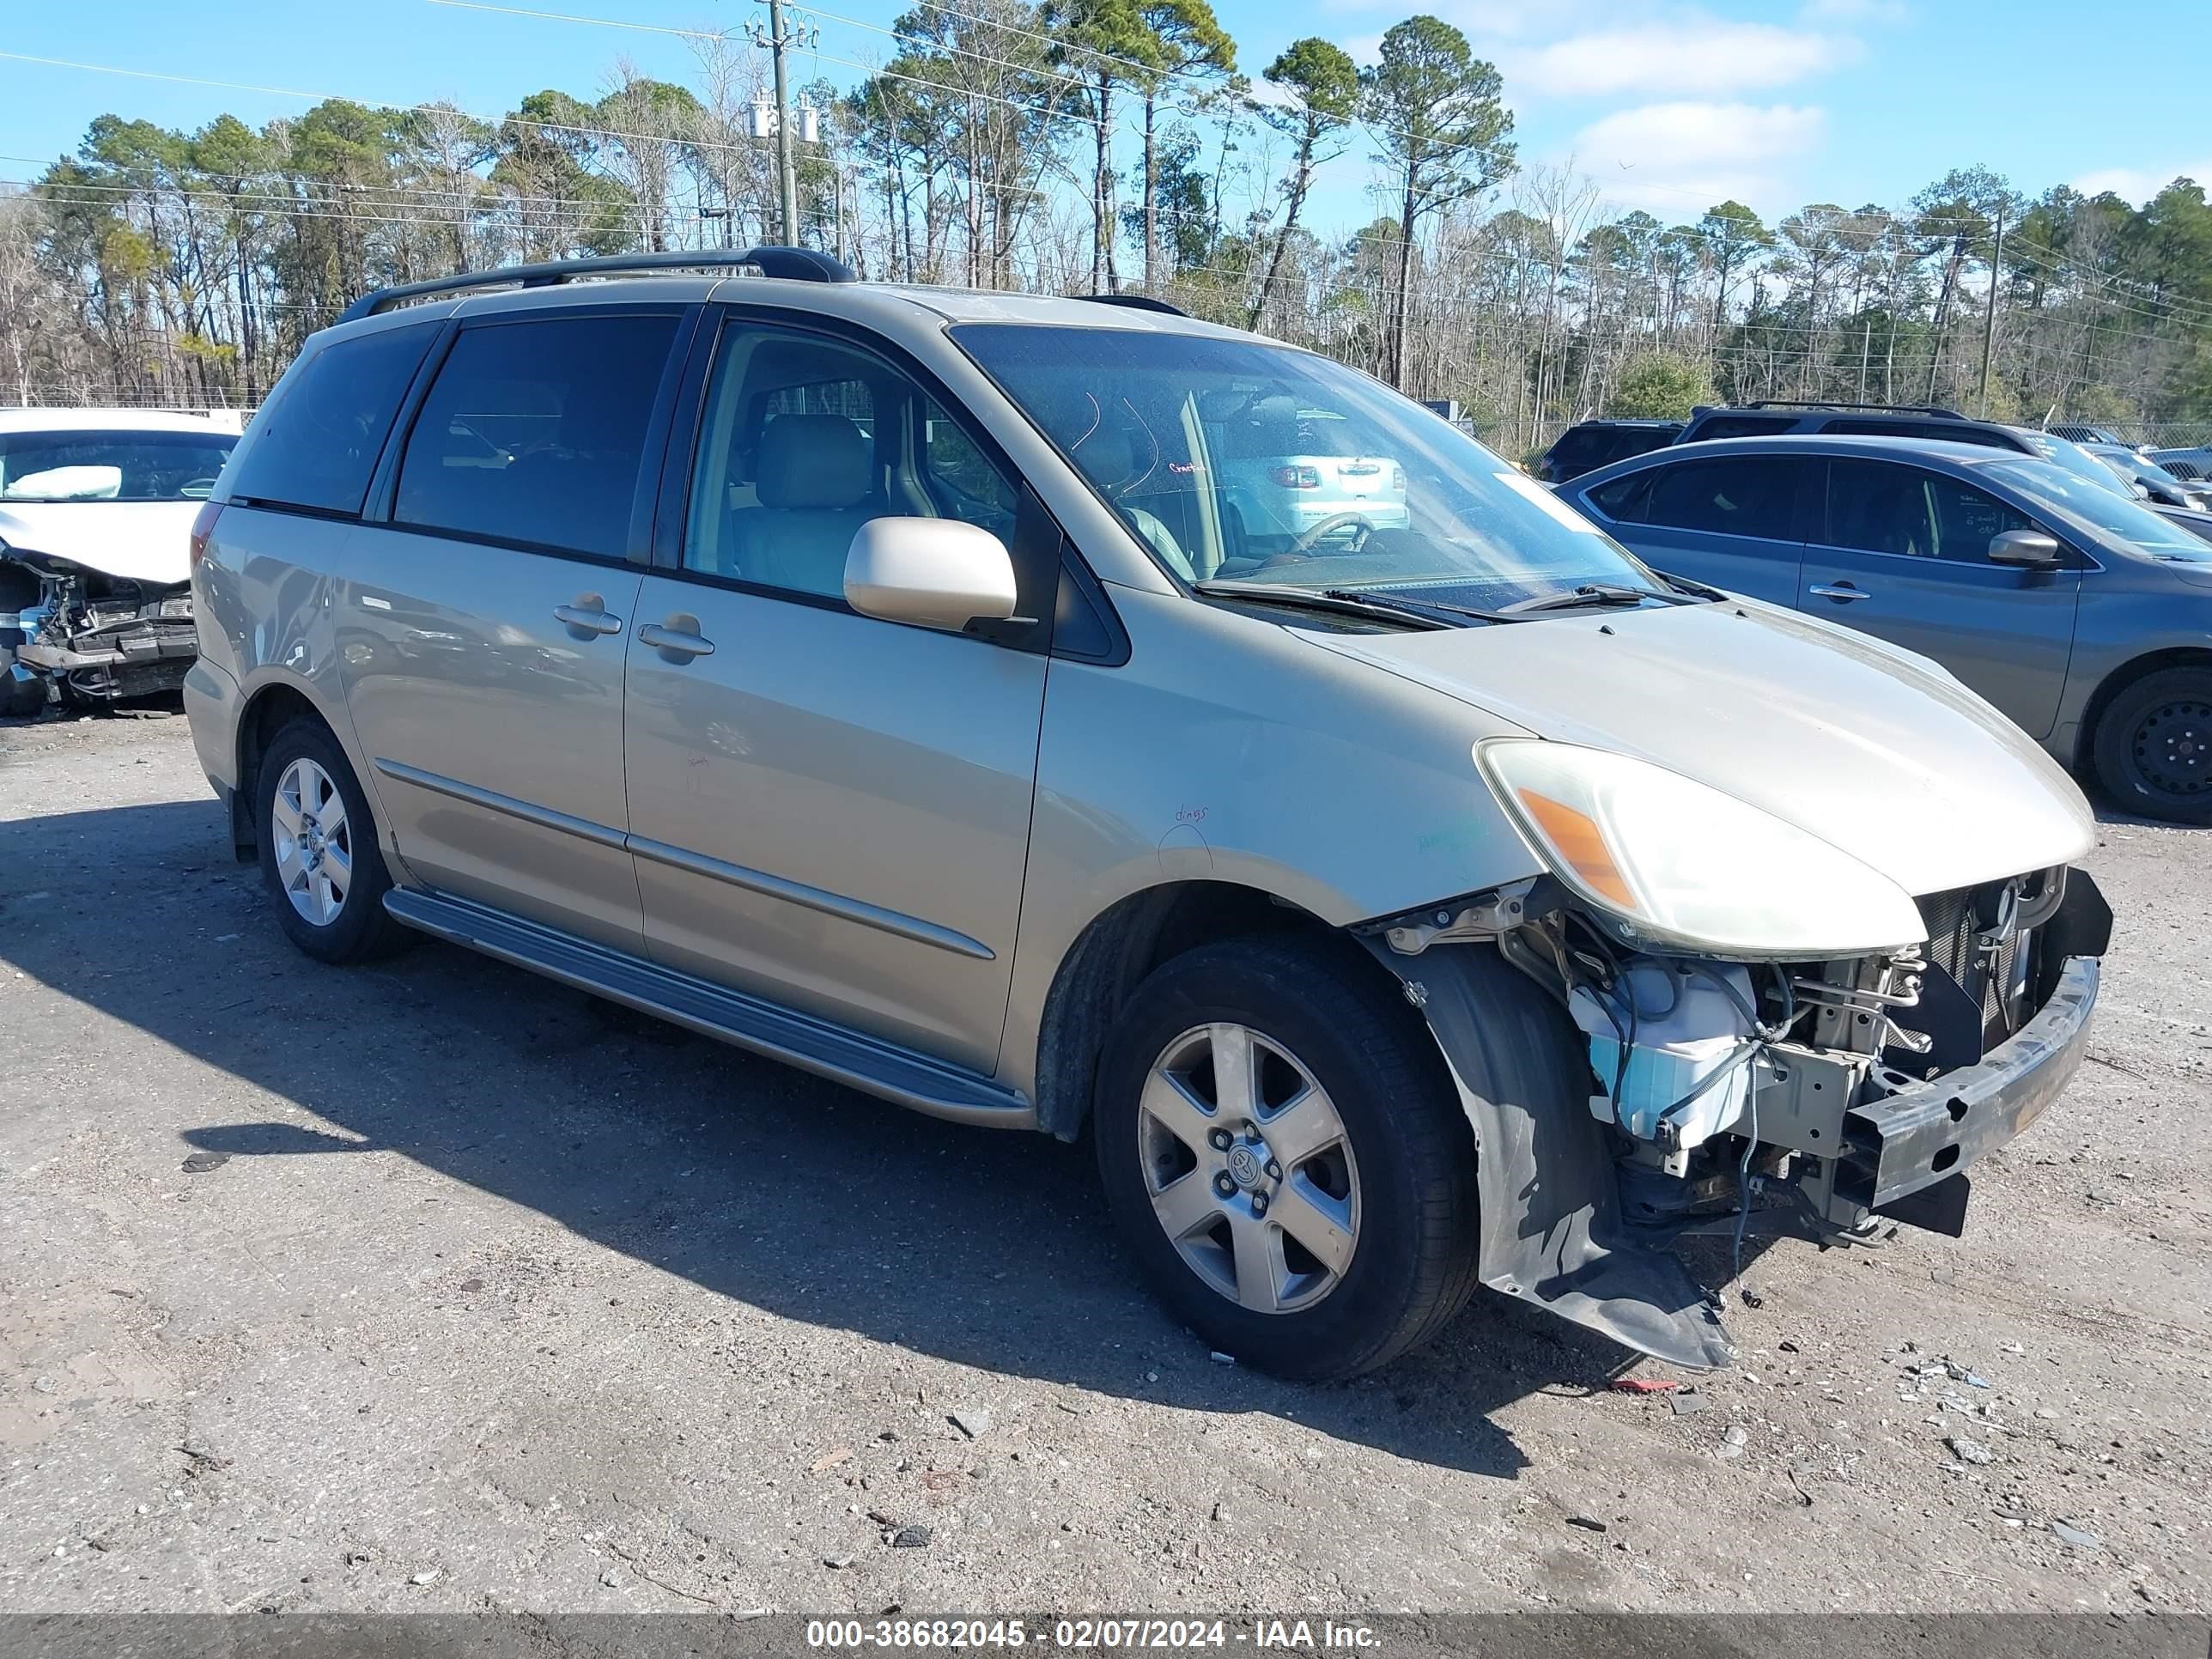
[2,0,2207,232]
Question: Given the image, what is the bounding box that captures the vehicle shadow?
[0,797,1765,1477]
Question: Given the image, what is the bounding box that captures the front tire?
[2092,667,2212,824]
[254,717,413,963]
[1093,936,1480,1380]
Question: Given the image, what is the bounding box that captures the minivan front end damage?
[1363,864,2111,1370]
[2,548,197,706]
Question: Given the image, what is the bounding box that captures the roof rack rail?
[1078,293,1189,317]
[337,245,856,325]
[1741,398,1968,418]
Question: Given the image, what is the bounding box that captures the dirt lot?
[1,708,2207,1620]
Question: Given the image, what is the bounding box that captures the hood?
[1304,599,2094,899]
[0,501,198,585]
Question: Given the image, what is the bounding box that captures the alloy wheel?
[1138,1022,1361,1315]
[270,757,352,927]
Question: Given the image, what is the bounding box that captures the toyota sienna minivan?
[185,248,2111,1378]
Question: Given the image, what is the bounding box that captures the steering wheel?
[180,477,221,498]
[1287,511,1377,556]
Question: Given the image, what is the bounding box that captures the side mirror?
[844,516,1019,633]
[1988,528,2062,568]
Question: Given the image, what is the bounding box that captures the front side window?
[684,321,1020,600]
[228,324,436,515]
[393,313,680,560]
[0,430,235,502]
[951,322,1664,609]
[1825,459,2032,561]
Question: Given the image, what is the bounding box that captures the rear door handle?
[554,594,623,637]
[638,617,716,660]
[1809,581,1870,602]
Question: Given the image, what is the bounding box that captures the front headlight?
[1477,738,1926,957]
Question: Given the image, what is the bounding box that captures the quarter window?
[392,313,681,560]
[1585,470,1654,523]
[1639,457,1805,542]
[228,324,436,516]
[1825,459,2033,561]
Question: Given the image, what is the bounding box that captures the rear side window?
[1686,414,1795,441]
[227,325,435,515]
[393,313,681,560]
[1545,428,1610,477]
[1641,456,1805,541]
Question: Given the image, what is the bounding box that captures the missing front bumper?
[1366,870,2109,1372]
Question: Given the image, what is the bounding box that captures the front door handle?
[1809,581,1871,603]
[554,594,623,637]
[638,617,716,660]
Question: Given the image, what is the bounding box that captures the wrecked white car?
[0,410,240,715]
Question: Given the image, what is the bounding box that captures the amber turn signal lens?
[1516,787,1635,910]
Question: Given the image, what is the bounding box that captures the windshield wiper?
[1499,582,1672,616]
[1192,581,1493,629]
[1321,587,1518,625]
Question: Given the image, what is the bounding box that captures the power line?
[0,48,768,161]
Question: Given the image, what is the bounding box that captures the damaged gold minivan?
[185,249,2111,1378]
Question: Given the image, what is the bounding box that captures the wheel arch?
[2072,646,2212,775]
[230,678,343,860]
[1030,878,1407,1140]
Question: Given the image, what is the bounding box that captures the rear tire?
[2092,666,2212,825]
[254,717,414,963]
[1092,935,1480,1380]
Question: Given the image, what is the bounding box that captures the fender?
[1358,936,1737,1372]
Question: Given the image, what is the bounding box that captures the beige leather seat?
[727,412,879,596]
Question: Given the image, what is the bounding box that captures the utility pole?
[1978,202,2005,419]
[750,1,807,245]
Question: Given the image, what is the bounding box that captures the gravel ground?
[0,708,2207,1620]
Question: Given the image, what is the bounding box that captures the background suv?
[1564,433,2212,823]
[1679,399,2049,455]
[1531,418,1684,483]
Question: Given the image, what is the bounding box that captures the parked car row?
[164,248,2113,1383]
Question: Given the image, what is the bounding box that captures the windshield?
[2099,449,2191,488]
[2014,430,2137,499]
[0,429,237,502]
[951,324,1667,609]
[1984,457,2212,561]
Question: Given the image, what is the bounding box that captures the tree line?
[3,1,2209,453]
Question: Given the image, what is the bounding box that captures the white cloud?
[1569,101,1826,213]
[1505,21,1857,97]
[2070,159,2212,206]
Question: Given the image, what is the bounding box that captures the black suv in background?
[1675,400,2046,452]
[1531,418,1684,483]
